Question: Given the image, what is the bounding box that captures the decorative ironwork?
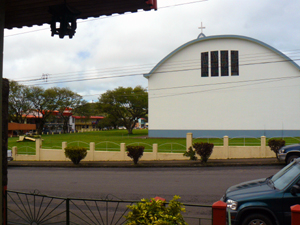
[48,3,81,39]
[6,190,212,225]
[7,190,67,224]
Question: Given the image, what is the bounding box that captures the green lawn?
[8,129,300,154]
[8,129,187,154]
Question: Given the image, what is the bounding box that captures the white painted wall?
[69,116,75,131]
[147,36,300,133]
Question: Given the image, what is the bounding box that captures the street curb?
[8,159,286,168]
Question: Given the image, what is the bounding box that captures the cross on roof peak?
[197,22,206,39]
[198,22,205,33]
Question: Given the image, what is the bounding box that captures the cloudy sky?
[3,0,300,102]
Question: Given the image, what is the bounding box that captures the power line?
[69,75,300,99]
[148,75,300,91]
[12,46,300,85]
[17,56,300,86]
[149,75,300,99]
[78,75,299,99]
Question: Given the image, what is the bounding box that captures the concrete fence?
[11,133,275,161]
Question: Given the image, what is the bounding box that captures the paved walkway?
[8,158,285,168]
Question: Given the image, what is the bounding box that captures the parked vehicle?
[7,149,13,161]
[278,143,300,164]
[221,158,300,225]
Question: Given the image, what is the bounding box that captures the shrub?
[268,138,285,160]
[124,195,187,225]
[183,146,197,160]
[126,145,145,164]
[64,146,87,164]
[193,142,214,163]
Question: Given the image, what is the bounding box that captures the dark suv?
[221,158,300,225]
[278,143,300,164]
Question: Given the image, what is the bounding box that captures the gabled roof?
[4,0,157,29]
[144,35,300,78]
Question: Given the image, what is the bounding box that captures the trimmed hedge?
[126,145,145,165]
[268,138,285,160]
[64,146,87,164]
[193,142,214,163]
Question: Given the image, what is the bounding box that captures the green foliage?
[193,142,214,163]
[32,135,41,139]
[64,146,87,164]
[97,114,121,130]
[98,86,148,134]
[9,80,32,126]
[268,138,286,159]
[55,87,82,133]
[126,145,145,164]
[183,146,197,160]
[124,195,187,225]
[9,81,84,135]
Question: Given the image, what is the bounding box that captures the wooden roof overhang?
[4,0,157,29]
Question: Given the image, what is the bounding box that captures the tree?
[97,114,120,130]
[8,81,32,125]
[73,100,93,129]
[98,86,148,134]
[56,88,82,133]
[27,86,60,134]
[9,83,85,134]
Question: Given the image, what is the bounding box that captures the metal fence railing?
[95,141,120,152]
[193,137,223,146]
[6,190,212,225]
[229,136,261,146]
[15,146,36,155]
[267,136,300,146]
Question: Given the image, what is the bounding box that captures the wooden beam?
[0,0,4,222]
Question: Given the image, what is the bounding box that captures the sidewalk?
[8,158,285,168]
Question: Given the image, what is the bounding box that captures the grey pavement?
[8,158,285,168]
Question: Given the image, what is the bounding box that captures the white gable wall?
[147,36,300,137]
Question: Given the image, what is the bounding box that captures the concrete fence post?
[261,136,267,158]
[153,144,158,160]
[223,136,229,159]
[186,133,193,151]
[90,142,95,161]
[121,143,126,160]
[212,201,227,225]
[35,138,42,161]
[62,142,67,160]
[12,146,17,161]
[291,204,300,225]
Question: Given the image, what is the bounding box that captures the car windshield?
[271,160,300,190]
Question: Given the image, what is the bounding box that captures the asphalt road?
[8,165,284,204]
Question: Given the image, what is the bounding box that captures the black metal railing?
[6,190,212,225]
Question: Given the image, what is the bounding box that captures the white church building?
[144,34,300,138]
